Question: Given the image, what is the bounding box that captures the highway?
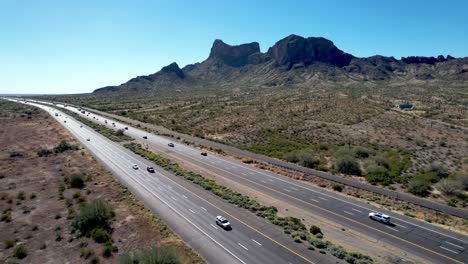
[26,98,468,264]
[8,99,342,264]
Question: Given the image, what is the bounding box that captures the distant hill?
[93,34,468,94]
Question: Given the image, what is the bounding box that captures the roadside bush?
[335,156,361,176]
[310,225,322,235]
[119,246,180,264]
[407,178,431,196]
[72,200,114,236]
[436,179,461,195]
[332,184,344,192]
[69,174,85,189]
[13,245,27,259]
[115,129,124,136]
[365,165,392,185]
[54,140,77,153]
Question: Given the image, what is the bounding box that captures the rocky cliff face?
[267,35,354,68]
[93,35,467,93]
[208,39,261,67]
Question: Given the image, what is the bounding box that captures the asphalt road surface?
[7,99,345,264]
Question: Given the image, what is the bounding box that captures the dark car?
[124,127,128,130]
[168,143,175,147]
[201,152,207,156]
[143,136,148,139]
[147,166,155,173]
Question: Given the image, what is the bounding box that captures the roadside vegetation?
[124,142,374,263]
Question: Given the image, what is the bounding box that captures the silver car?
[368,212,390,223]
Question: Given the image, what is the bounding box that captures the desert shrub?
[4,239,14,249]
[54,140,77,153]
[353,147,373,158]
[293,236,301,243]
[447,199,458,207]
[115,129,125,136]
[284,150,320,168]
[427,163,449,178]
[372,155,389,169]
[436,179,461,195]
[1,210,12,222]
[72,200,114,236]
[69,174,85,189]
[91,228,111,243]
[37,148,53,157]
[332,184,343,192]
[119,246,180,264]
[17,191,26,200]
[335,156,361,176]
[365,165,392,185]
[310,225,322,235]
[13,245,27,259]
[407,178,431,196]
[102,241,118,257]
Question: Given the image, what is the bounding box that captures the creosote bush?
[72,200,114,236]
[119,246,179,264]
[13,245,28,259]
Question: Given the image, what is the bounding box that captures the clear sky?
[1,0,467,94]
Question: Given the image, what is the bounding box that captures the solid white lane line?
[440,246,459,254]
[385,226,399,232]
[210,224,218,230]
[189,209,195,214]
[251,239,262,246]
[318,196,328,201]
[343,210,354,216]
[290,187,299,191]
[310,198,320,203]
[201,207,207,211]
[445,241,465,249]
[171,196,177,201]
[351,208,363,213]
[283,188,291,193]
[238,243,248,250]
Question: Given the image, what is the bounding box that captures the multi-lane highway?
[8,99,342,264]
[26,98,468,264]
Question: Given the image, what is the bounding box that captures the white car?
[132,164,139,170]
[215,216,231,229]
[368,212,390,223]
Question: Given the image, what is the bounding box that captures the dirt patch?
[0,103,203,264]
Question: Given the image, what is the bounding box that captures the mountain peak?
[208,39,260,67]
[267,35,354,68]
[160,62,185,79]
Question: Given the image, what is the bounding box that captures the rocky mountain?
[94,34,468,93]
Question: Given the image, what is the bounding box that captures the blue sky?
[1,0,467,94]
